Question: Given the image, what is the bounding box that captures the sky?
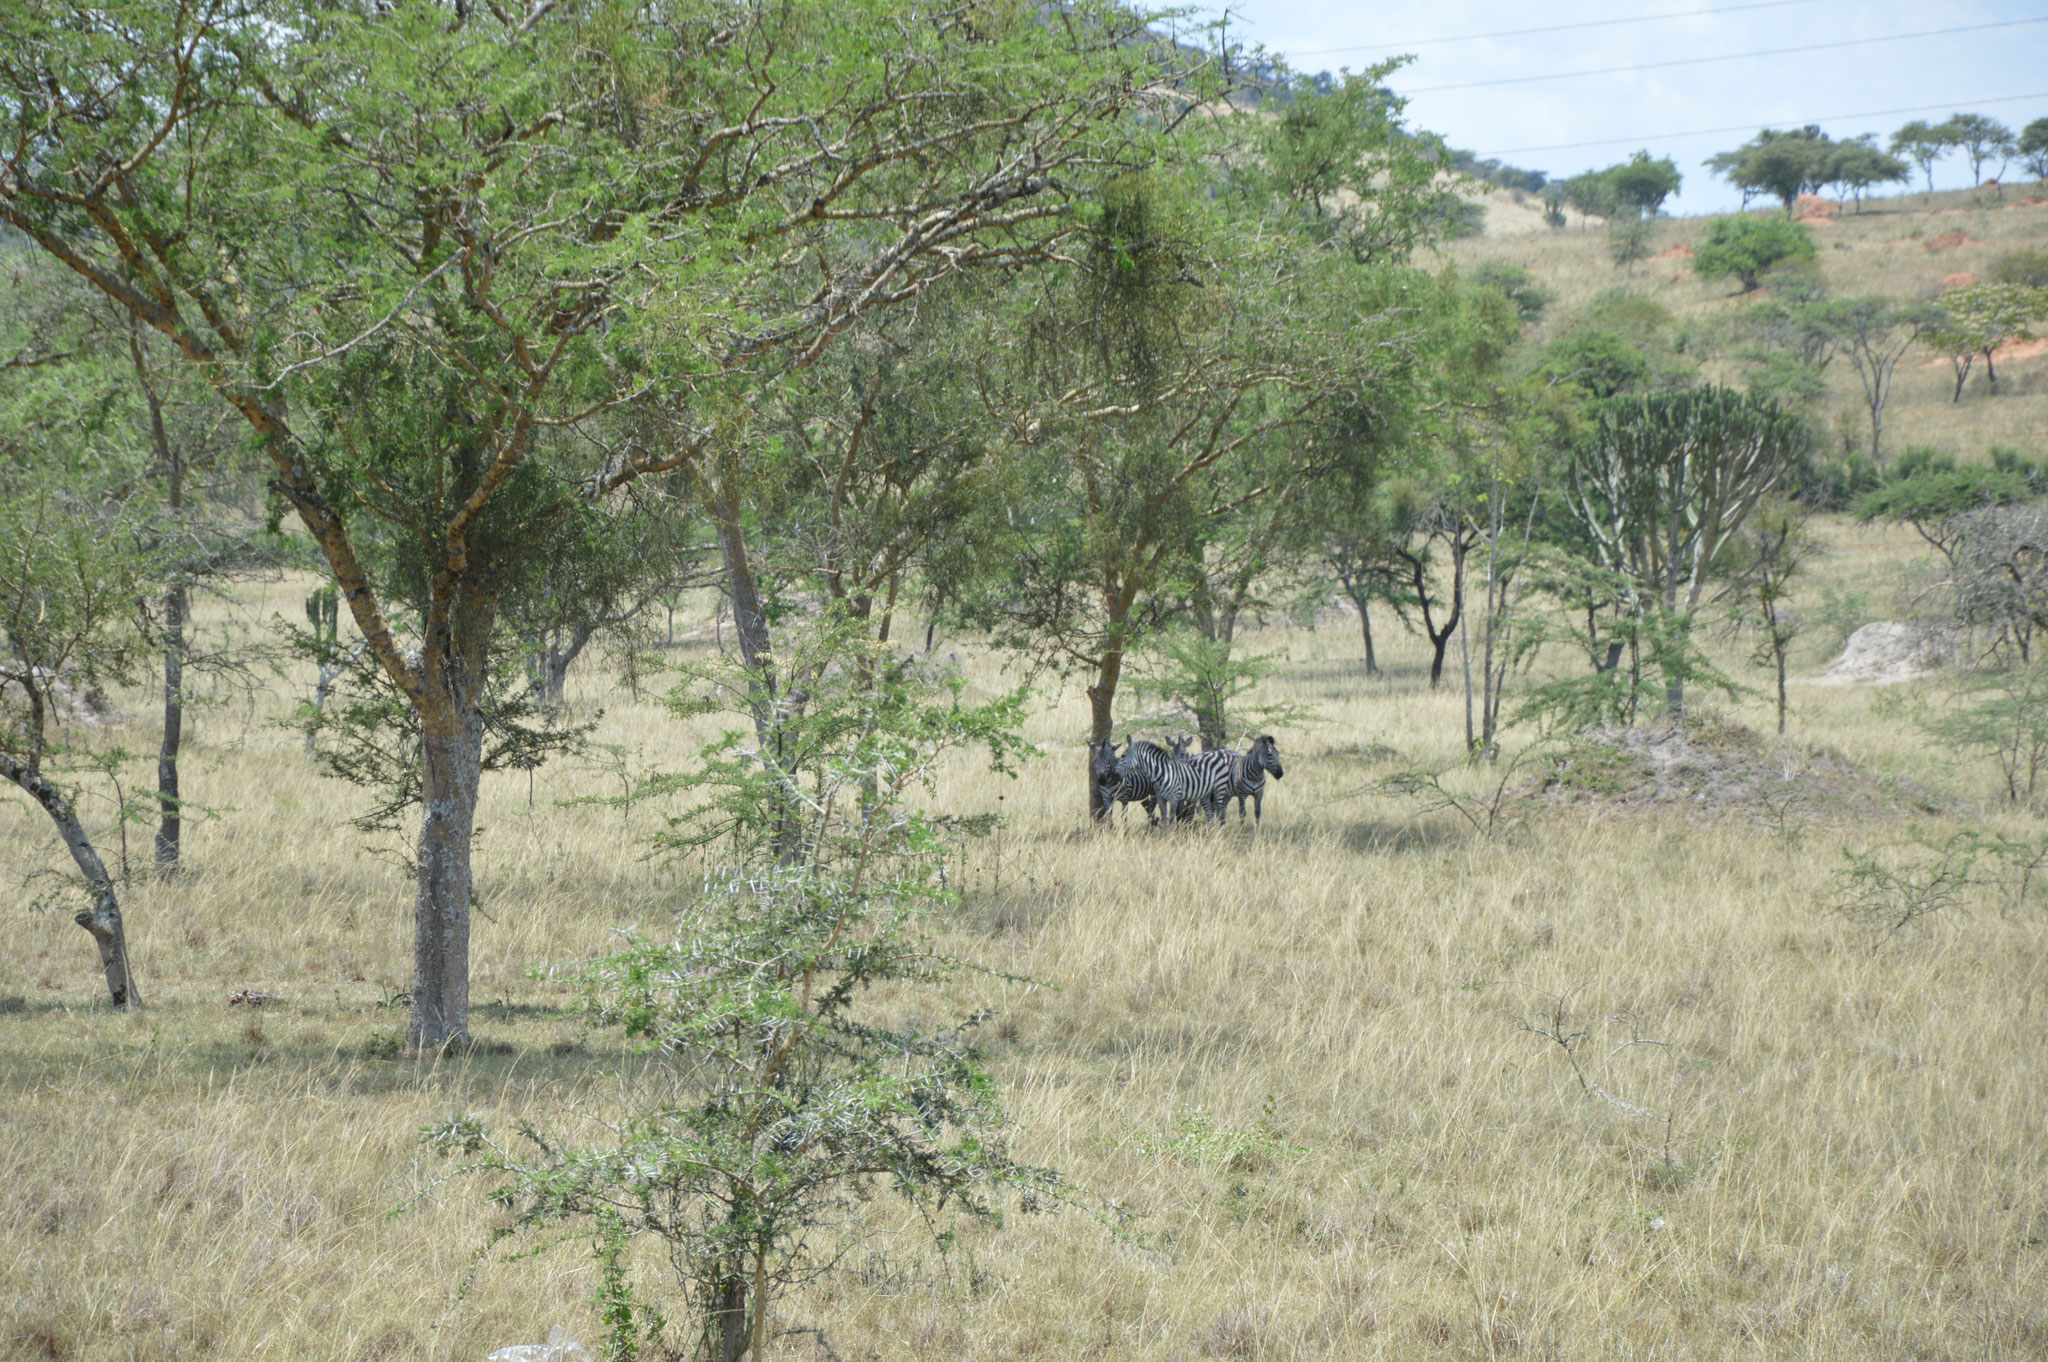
[1195,0,2048,215]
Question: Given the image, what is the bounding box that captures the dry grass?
[1449,185,2048,462]
[5,514,2048,1361]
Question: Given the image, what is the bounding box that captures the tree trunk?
[711,1263,749,1362]
[1086,648,1122,821]
[1951,355,1973,403]
[410,706,482,1052]
[140,331,186,871]
[696,457,802,863]
[2,755,141,1008]
[157,582,186,870]
[1357,597,1380,677]
[1984,347,1999,387]
[1775,645,1788,736]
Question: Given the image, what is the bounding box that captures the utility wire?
[1475,91,2048,157]
[1284,0,1827,58]
[1400,16,2048,95]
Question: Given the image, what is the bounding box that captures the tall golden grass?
[4,503,2046,1359]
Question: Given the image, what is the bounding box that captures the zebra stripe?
[1221,735,1285,823]
[1152,744,1234,828]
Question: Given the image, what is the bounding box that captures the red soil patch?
[1670,273,1685,284]
[1651,242,1692,261]
[1940,272,1977,290]
[1925,231,1975,250]
[2018,196,2048,208]
[1793,193,1840,220]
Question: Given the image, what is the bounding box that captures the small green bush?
[1693,216,1817,293]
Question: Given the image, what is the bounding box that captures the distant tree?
[2021,118,2048,182]
[1733,268,1842,407]
[1890,120,1952,193]
[1605,150,1683,218]
[1608,217,1656,273]
[1728,498,1813,735]
[1706,126,1832,213]
[1825,136,1910,211]
[1825,299,1944,458]
[1929,282,2044,401]
[1693,216,1817,293]
[1540,183,1569,229]
[1937,113,2016,186]
[1561,169,1620,224]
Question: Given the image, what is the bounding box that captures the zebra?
[1094,735,1171,825]
[1147,735,1239,830]
[1220,734,1285,824]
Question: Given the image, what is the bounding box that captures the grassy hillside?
[1448,185,2048,462]
[5,519,2047,1359]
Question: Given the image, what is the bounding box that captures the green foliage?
[1513,600,1743,732]
[1693,216,1817,293]
[1134,1107,1301,1173]
[1922,662,2048,807]
[1834,831,1980,949]
[1560,169,1620,222]
[1538,294,1696,400]
[1935,113,2015,186]
[1852,455,2032,557]
[0,446,155,773]
[1602,151,1684,218]
[1259,67,1461,265]
[1704,126,1833,211]
[422,613,1054,1360]
[1890,119,1952,192]
[1824,136,1910,208]
[1126,631,1313,748]
[2020,118,2048,181]
[1607,218,1656,272]
[1470,262,1554,325]
[1559,386,1806,721]
[288,627,592,835]
[1991,248,2048,288]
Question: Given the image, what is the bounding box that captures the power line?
[1401,16,2048,95]
[1474,91,2048,157]
[1284,0,1827,59]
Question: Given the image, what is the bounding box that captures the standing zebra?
[1095,735,1172,826]
[1150,735,1237,829]
[1221,734,1285,823]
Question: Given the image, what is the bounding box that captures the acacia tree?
[1890,120,1952,194]
[1937,113,2015,186]
[1704,126,1832,213]
[980,164,1451,807]
[1930,282,2044,401]
[2,0,1167,1049]
[1566,386,1809,719]
[1826,299,1942,459]
[0,458,152,1007]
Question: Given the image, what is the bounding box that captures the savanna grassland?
[0,507,2039,1359]
[5,488,2048,1360]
